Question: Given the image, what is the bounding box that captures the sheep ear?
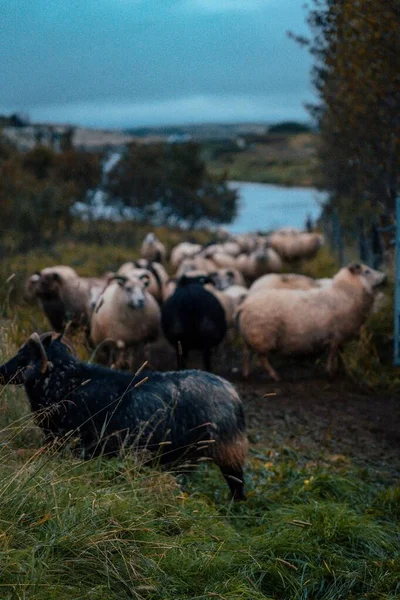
[348,263,361,274]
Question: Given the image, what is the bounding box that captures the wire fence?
[318,200,398,366]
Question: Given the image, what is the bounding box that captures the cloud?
[180,0,268,13]
[14,92,312,128]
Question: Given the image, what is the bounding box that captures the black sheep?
[161,274,227,371]
[0,332,247,500]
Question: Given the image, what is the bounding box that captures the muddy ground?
[147,340,400,480]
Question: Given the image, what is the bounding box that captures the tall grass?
[0,416,399,599]
[0,237,399,598]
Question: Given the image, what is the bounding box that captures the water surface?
[228,181,326,233]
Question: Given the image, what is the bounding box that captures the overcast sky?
[0,0,314,128]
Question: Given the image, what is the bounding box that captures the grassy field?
[203,133,319,187]
[0,240,399,599]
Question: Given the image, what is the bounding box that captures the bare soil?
[147,339,400,480]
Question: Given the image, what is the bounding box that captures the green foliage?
[204,134,319,187]
[0,144,102,251]
[0,401,398,599]
[0,237,399,598]
[303,0,400,218]
[106,142,238,228]
[0,138,233,254]
[341,283,400,391]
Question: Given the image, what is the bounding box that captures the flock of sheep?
[0,227,386,499]
[24,228,386,381]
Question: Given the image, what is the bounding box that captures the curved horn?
[110,275,128,284]
[28,332,49,374]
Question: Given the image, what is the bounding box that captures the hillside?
[202,132,319,187]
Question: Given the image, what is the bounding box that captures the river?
[227,181,327,234]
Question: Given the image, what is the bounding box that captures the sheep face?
[0,332,73,386]
[0,337,38,385]
[346,263,387,292]
[117,275,150,309]
[211,269,235,291]
[37,272,63,298]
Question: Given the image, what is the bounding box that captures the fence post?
[394,197,400,366]
[332,209,344,266]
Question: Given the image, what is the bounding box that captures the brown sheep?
[26,266,98,331]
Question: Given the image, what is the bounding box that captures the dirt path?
[147,338,400,479]
[234,372,400,478]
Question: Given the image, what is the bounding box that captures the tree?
[300,0,400,221]
[0,141,102,249]
[105,142,238,228]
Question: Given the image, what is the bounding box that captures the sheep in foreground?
[161,274,227,371]
[0,333,248,500]
[91,274,161,367]
[237,263,386,381]
[140,232,167,264]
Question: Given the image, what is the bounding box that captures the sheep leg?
[242,344,252,378]
[326,342,340,376]
[259,354,280,382]
[219,465,246,501]
[127,347,136,371]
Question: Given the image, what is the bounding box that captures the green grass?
[0,404,399,599]
[1,236,399,598]
[203,134,320,187]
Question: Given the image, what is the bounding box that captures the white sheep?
[248,273,319,295]
[235,248,282,282]
[268,231,325,261]
[91,274,161,367]
[237,263,386,381]
[170,242,202,270]
[117,260,168,304]
[175,256,216,278]
[210,268,246,291]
